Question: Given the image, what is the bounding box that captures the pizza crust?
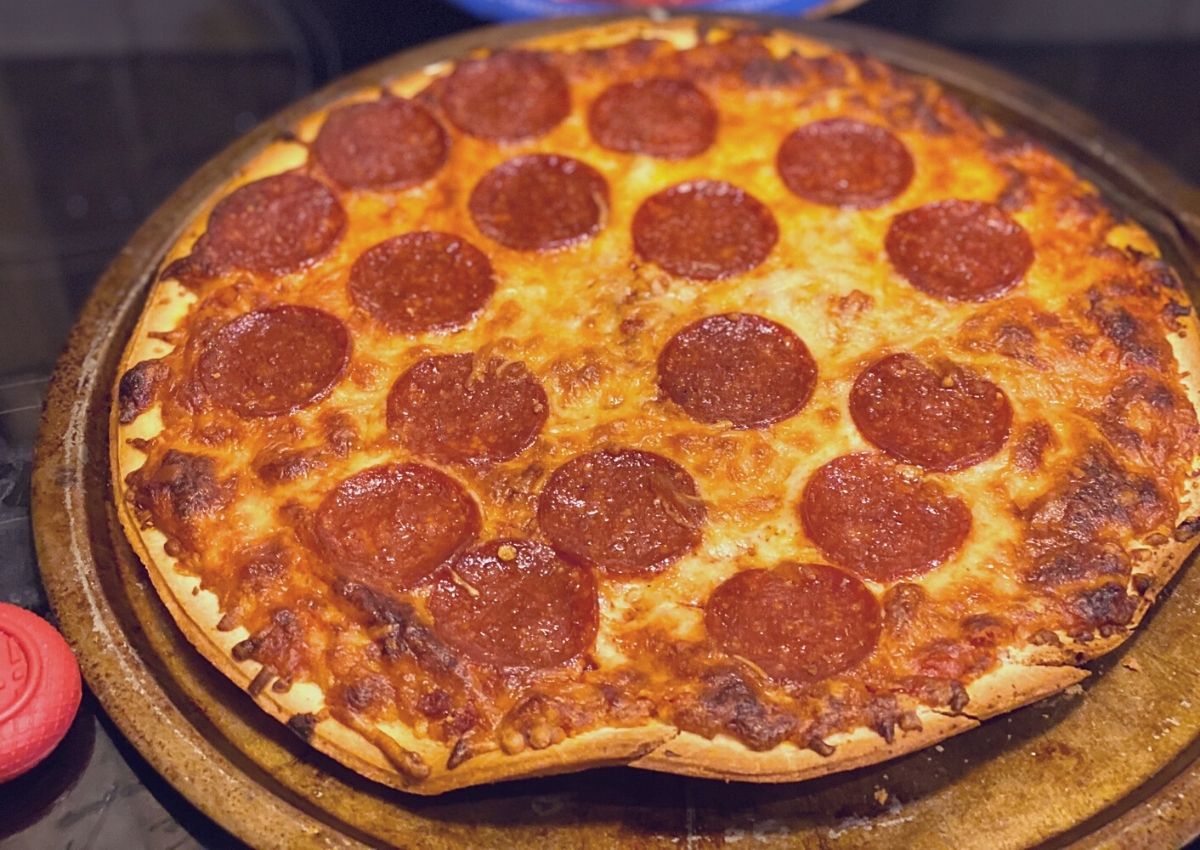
[110,15,1200,794]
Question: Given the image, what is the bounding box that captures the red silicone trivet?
[0,602,82,783]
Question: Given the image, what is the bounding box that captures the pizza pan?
[32,12,1200,850]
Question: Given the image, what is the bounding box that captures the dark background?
[0,1,1197,847]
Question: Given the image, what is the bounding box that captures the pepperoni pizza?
[112,19,1200,793]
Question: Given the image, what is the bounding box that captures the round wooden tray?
[32,14,1200,850]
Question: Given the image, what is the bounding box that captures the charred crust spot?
[322,411,359,457]
[254,447,325,485]
[1136,254,1183,291]
[1072,583,1137,630]
[997,166,1032,213]
[1011,421,1055,472]
[286,713,319,742]
[808,737,836,757]
[129,450,232,537]
[337,581,460,673]
[446,737,473,770]
[231,541,291,606]
[1086,286,1170,369]
[677,669,796,751]
[1131,573,1154,595]
[231,638,255,662]
[343,674,395,714]
[866,694,900,744]
[948,683,971,714]
[1162,299,1191,330]
[959,307,1048,366]
[248,665,273,696]
[740,52,807,87]
[1174,516,1200,542]
[675,33,774,82]
[1100,374,1198,471]
[1025,446,1173,546]
[118,359,169,424]
[811,55,847,86]
[845,50,889,83]
[994,323,1038,362]
[1058,192,1110,222]
[1026,543,1129,588]
[961,613,1009,646]
[1029,628,1063,647]
[882,582,926,634]
[899,676,969,713]
[416,689,452,719]
[336,580,415,625]
[897,710,923,733]
[230,609,303,678]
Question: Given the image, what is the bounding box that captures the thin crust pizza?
[111,18,1200,794]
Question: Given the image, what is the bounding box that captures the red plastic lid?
[0,602,82,783]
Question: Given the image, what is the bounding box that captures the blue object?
[448,1,838,21]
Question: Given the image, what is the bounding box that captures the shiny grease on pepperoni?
[706,562,881,683]
[850,353,1012,471]
[439,51,569,141]
[387,353,548,465]
[777,118,914,209]
[197,305,349,418]
[633,180,777,280]
[886,200,1034,302]
[469,154,608,252]
[348,231,494,333]
[538,449,705,576]
[588,77,717,159]
[800,454,971,582]
[658,313,816,428]
[315,463,480,594]
[312,97,447,189]
[429,539,598,669]
[202,172,345,275]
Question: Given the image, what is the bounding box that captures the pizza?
[111,18,1200,794]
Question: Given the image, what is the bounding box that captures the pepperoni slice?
[387,353,548,465]
[657,313,817,428]
[777,118,914,209]
[469,155,608,252]
[800,454,971,582]
[632,180,777,280]
[312,97,448,190]
[850,353,1012,471]
[197,305,350,418]
[886,200,1034,302]
[428,539,598,669]
[203,172,345,275]
[439,51,569,141]
[315,463,480,594]
[348,232,494,333]
[706,563,881,683]
[588,77,717,159]
[537,449,705,576]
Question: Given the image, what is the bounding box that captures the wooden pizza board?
[31,14,1200,850]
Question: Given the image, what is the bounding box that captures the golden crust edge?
[631,661,1087,782]
[109,15,1200,793]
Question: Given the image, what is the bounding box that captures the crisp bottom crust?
[111,15,1200,794]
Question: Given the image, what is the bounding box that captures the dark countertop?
[1,1,1196,847]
